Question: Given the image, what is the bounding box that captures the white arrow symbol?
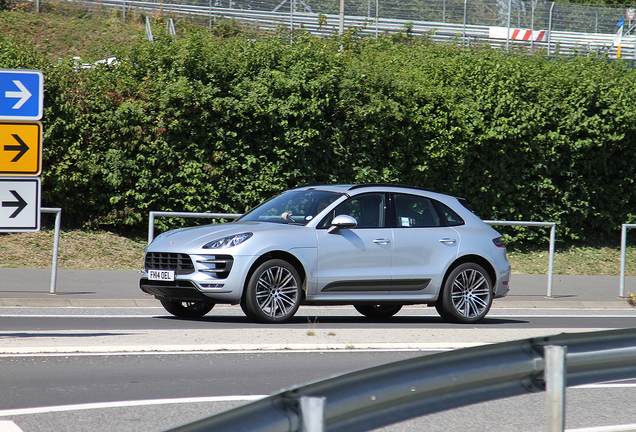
[4,80,32,109]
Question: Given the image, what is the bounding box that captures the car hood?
[146,221,310,252]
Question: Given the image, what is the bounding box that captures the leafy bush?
[3,21,636,242]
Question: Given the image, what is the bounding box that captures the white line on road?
[0,313,635,318]
[0,395,266,417]
[0,421,24,432]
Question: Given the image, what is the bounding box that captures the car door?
[314,193,392,296]
[390,193,460,295]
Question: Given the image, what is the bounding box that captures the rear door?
[390,193,460,294]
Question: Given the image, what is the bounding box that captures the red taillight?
[493,237,505,248]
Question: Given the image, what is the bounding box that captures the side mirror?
[327,215,358,233]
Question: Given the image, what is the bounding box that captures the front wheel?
[160,300,215,318]
[354,304,403,319]
[436,263,493,324]
[244,259,302,323]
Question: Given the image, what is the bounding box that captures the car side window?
[435,201,465,226]
[394,194,441,228]
[319,193,387,228]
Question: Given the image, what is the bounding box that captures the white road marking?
[0,313,634,318]
[0,421,24,432]
[565,424,636,432]
[0,395,266,417]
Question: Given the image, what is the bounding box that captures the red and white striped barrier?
[489,26,548,42]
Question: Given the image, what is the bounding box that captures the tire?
[160,300,215,318]
[244,259,302,323]
[436,263,493,324]
[354,304,403,319]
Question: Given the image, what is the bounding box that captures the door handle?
[439,238,457,244]
[373,238,391,245]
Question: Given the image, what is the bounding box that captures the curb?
[0,342,485,355]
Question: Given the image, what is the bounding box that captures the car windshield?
[238,189,342,226]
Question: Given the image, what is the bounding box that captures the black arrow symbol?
[4,134,30,162]
[2,190,27,218]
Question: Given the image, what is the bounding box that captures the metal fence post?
[547,222,556,297]
[375,0,379,38]
[462,0,467,46]
[619,223,636,298]
[41,208,62,295]
[300,396,326,432]
[290,0,294,44]
[506,0,512,51]
[548,2,555,55]
[545,345,567,432]
[531,0,535,50]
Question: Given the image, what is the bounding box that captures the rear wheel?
[160,300,215,318]
[244,259,302,323]
[354,304,403,319]
[437,263,493,323]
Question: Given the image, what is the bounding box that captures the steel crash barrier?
[163,328,636,432]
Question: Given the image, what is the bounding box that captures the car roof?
[291,184,472,211]
[293,183,445,197]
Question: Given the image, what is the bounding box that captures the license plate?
[148,269,175,281]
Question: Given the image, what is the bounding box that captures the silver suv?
[140,184,510,323]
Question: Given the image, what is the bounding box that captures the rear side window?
[394,194,441,227]
[435,201,465,226]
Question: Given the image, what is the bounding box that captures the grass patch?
[0,230,146,270]
[0,6,145,62]
[3,230,636,275]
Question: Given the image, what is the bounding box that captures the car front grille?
[196,255,233,279]
[144,252,195,275]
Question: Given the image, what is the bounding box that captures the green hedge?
[3,25,636,242]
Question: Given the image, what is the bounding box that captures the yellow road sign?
[0,122,42,176]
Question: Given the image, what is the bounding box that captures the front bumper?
[140,252,255,304]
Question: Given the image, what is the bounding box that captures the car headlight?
[203,232,253,249]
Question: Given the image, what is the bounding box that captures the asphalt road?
[1,306,636,331]
[0,305,635,432]
[1,269,636,432]
[1,349,636,432]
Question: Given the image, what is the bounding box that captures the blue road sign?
[0,69,44,121]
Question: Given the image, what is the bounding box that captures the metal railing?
[163,327,636,432]
[485,220,557,297]
[75,0,636,57]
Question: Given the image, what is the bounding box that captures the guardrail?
[163,327,636,432]
[81,0,630,57]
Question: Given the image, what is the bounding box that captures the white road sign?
[0,177,40,232]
